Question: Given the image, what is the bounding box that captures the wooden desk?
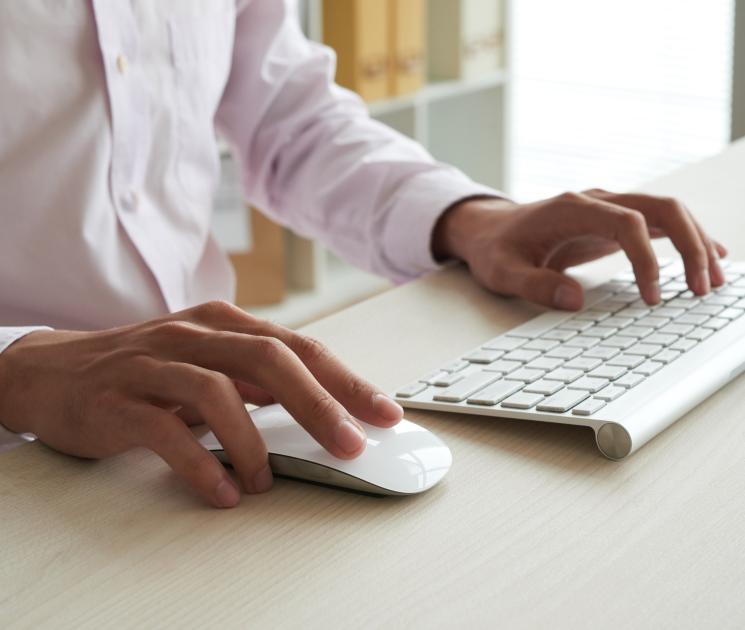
[3,142,745,628]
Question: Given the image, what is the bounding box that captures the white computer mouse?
[196,403,452,496]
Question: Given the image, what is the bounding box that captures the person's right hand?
[0,301,403,508]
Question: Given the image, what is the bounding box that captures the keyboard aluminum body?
[394,259,745,459]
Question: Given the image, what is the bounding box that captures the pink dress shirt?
[0,0,498,449]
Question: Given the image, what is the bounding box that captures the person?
[0,1,726,508]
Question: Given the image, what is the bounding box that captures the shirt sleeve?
[215,0,503,284]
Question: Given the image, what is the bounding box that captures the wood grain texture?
[2,141,745,628]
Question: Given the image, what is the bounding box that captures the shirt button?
[121,191,139,212]
[116,54,129,74]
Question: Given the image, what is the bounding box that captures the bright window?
[509,0,735,201]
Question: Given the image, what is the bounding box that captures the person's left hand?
[432,190,727,310]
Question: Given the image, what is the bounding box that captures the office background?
[211,0,745,327]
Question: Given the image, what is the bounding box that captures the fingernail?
[252,464,274,493]
[695,269,710,295]
[215,477,240,508]
[335,419,366,455]
[646,280,661,304]
[372,393,403,424]
[553,284,583,310]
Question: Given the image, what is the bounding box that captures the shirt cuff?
[380,167,504,283]
[0,326,53,354]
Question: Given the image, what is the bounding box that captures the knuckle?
[555,191,585,206]
[251,336,289,364]
[196,300,246,322]
[294,334,330,364]
[620,209,647,233]
[308,393,340,422]
[152,320,203,340]
[191,370,233,400]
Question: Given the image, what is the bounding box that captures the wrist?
[431,196,518,261]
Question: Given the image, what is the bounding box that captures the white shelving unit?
[219,0,512,327]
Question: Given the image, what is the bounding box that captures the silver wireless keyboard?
[394,258,745,459]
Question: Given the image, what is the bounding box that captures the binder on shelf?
[323,0,391,102]
[428,0,504,81]
[388,0,426,97]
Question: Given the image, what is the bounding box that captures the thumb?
[498,265,585,310]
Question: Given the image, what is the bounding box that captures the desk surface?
[3,142,745,629]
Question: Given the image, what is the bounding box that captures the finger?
[154,326,368,460]
[134,360,273,494]
[689,217,725,287]
[184,303,403,428]
[128,403,242,508]
[714,240,728,258]
[544,194,661,304]
[494,263,585,310]
[587,192,710,296]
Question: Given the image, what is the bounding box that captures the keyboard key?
[542,329,578,342]
[464,349,504,364]
[582,346,620,360]
[536,389,590,412]
[687,328,713,341]
[588,365,626,380]
[717,286,745,297]
[704,294,738,306]
[564,335,600,349]
[527,356,564,371]
[574,310,611,322]
[504,368,546,383]
[644,333,678,346]
[689,305,723,317]
[599,335,636,349]
[545,346,583,360]
[523,379,564,395]
[482,336,526,351]
[655,306,686,318]
[654,349,681,363]
[635,315,671,329]
[441,360,469,372]
[582,326,618,339]
[670,338,697,352]
[595,385,626,401]
[572,399,607,416]
[718,307,744,320]
[545,368,584,383]
[419,370,447,384]
[607,353,644,369]
[674,313,709,326]
[501,392,544,409]
[735,298,745,308]
[602,316,635,329]
[634,360,663,376]
[625,343,663,357]
[702,317,729,330]
[503,349,542,363]
[660,323,695,336]
[396,382,427,398]
[616,307,651,319]
[615,372,644,388]
[568,376,609,392]
[668,297,700,308]
[617,325,654,339]
[467,380,522,406]
[522,338,560,352]
[592,300,628,313]
[557,320,594,332]
[564,357,603,371]
[483,359,523,375]
[434,372,498,402]
[432,372,466,387]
